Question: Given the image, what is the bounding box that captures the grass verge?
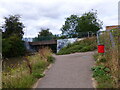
[92,53,115,88]
[2,47,55,88]
[57,37,97,55]
[92,29,120,88]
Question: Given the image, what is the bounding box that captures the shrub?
[2,35,26,58]
[80,46,92,52]
[57,37,97,55]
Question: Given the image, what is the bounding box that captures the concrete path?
[36,51,95,88]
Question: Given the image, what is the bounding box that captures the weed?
[91,65,113,88]
[47,56,55,63]
[32,73,45,78]
[2,48,54,88]
[94,29,120,88]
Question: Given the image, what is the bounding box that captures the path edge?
[32,63,53,88]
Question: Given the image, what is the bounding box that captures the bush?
[2,35,26,58]
[80,46,92,52]
[57,37,97,55]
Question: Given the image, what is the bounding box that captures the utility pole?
[118,28,120,88]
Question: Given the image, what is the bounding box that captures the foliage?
[2,35,25,58]
[91,65,113,88]
[93,53,106,63]
[47,56,55,63]
[57,35,68,39]
[2,48,55,88]
[2,15,25,39]
[95,29,120,88]
[38,28,53,37]
[92,53,118,88]
[61,10,103,38]
[1,15,26,58]
[33,28,55,41]
[57,37,97,55]
[76,10,103,34]
[61,15,79,38]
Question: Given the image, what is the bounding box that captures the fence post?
[97,31,100,45]
[109,31,115,48]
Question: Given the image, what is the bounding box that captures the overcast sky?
[0,0,119,38]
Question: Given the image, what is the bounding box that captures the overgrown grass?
[57,37,97,55]
[92,29,120,88]
[92,53,116,88]
[2,47,55,88]
[91,55,114,88]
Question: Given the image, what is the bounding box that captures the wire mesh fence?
[97,28,120,87]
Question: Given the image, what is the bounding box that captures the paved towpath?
[36,51,95,88]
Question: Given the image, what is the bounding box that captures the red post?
[98,45,104,53]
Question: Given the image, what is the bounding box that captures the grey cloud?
[0,0,119,37]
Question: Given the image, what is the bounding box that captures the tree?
[61,10,103,38]
[2,15,26,58]
[2,35,25,58]
[33,28,54,41]
[38,28,53,37]
[61,15,79,38]
[2,15,25,39]
[76,10,103,35]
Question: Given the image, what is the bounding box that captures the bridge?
[29,40,57,53]
[23,38,84,53]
